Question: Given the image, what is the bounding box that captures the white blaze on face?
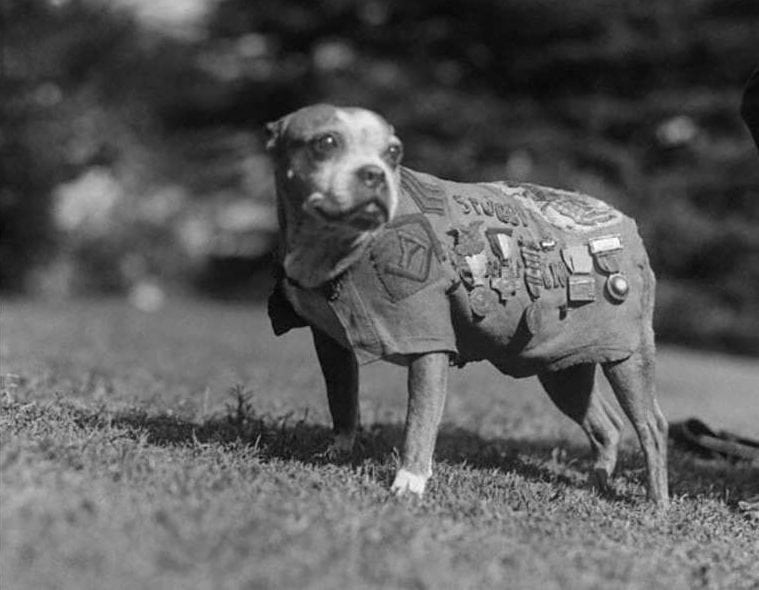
[313,108,399,220]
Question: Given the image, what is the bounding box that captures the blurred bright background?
[2,0,758,355]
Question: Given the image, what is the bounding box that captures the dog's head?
[266,104,403,233]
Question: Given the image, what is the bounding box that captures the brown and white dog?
[266,104,669,506]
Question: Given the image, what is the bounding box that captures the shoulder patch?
[487,182,623,232]
[523,184,622,231]
[371,214,444,301]
[400,168,447,215]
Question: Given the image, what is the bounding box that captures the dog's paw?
[391,468,428,497]
[590,468,612,496]
[318,433,356,461]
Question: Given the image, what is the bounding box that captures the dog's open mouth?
[346,199,389,230]
[310,197,388,230]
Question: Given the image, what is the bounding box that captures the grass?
[1,298,758,590]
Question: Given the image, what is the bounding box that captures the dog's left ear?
[265,117,288,152]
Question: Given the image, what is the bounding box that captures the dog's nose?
[356,165,386,189]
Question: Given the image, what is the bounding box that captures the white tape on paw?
[391,468,428,496]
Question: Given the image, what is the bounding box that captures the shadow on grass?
[105,409,575,483]
[68,402,759,504]
[66,402,590,493]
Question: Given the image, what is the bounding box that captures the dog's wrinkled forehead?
[267,104,395,155]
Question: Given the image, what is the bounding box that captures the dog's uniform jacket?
[271,168,653,376]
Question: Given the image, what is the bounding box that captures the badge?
[588,235,622,254]
[500,256,521,280]
[520,241,544,300]
[561,245,593,274]
[488,257,503,277]
[524,269,542,299]
[451,221,486,256]
[540,238,557,251]
[491,276,519,301]
[588,234,623,274]
[524,301,543,335]
[594,252,621,274]
[605,273,629,302]
[568,275,596,303]
[542,263,555,289]
[464,252,489,286]
[469,285,499,318]
[549,261,568,288]
[485,228,513,261]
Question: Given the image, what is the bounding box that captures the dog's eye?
[310,133,340,157]
[385,144,403,167]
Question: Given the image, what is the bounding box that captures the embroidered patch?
[400,168,446,215]
[371,214,443,301]
[513,184,623,232]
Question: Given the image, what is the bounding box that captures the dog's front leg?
[312,327,359,456]
[391,352,449,496]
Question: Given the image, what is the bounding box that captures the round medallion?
[524,301,543,335]
[606,273,629,302]
[469,286,499,318]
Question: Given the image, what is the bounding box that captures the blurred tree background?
[1,0,758,354]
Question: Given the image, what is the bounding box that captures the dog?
[266,104,669,506]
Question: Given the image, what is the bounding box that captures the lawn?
[1,298,757,590]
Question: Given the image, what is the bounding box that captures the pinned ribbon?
[520,241,544,300]
[589,234,623,274]
[568,275,596,302]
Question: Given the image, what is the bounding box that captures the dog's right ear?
[265,116,288,152]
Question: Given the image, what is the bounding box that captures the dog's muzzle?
[348,165,391,229]
[309,165,392,230]
[311,196,389,230]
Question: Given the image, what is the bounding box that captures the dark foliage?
[1,0,757,353]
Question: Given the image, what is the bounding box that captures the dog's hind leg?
[312,327,359,456]
[602,343,669,506]
[538,364,624,495]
